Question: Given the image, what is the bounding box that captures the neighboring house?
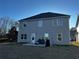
[70,27,76,41]
[76,15,79,42]
[18,12,70,45]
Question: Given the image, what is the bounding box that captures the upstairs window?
[24,24,26,27]
[56,19,63,26]
[38,20,43,27]
[52,20,55,26]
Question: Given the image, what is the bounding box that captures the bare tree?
[0,17,16,35]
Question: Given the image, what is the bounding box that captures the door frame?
[31,33,36,43]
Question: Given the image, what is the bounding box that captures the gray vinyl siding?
[18,16,70,45]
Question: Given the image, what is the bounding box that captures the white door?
[31,33,36,44]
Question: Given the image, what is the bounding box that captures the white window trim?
[38,20,43,27]
[22,22,27,27]
[57,20,59,26]
[31,33,36,44]
[57,33,63,42]
[52,20,55,26]
[21,34,27,40]
[56,19,63,26]
[44,33,49,38]
[31,33,36,40]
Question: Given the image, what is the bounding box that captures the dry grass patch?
[70,41,79,46]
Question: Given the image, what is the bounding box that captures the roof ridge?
[19,12,70,22]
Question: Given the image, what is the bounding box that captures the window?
[38,20,43,27]
[24,34,27,39]
[24,24,26,27]
[21,34,23,39]
[44,33,49,39]
[17,27,19,31]
[52,20,55,26]
[57,33,63,41]
[57,19,63,26]
[21,34,27,39]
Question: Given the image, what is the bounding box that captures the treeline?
[0,26,18,42]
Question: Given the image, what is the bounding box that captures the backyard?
[0,43,79,59]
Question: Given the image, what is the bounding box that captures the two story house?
[18,12,70,45]
[76,16,79,41]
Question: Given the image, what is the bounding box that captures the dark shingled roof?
[19,12,70,22]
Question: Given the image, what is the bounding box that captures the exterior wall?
[76,24,79,41]
[18,16,70,45]
[70,28,76,41]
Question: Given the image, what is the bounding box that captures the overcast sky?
[0,0,79,28]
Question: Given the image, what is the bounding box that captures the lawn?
[70,41,79,46]
[0,43,79,59]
